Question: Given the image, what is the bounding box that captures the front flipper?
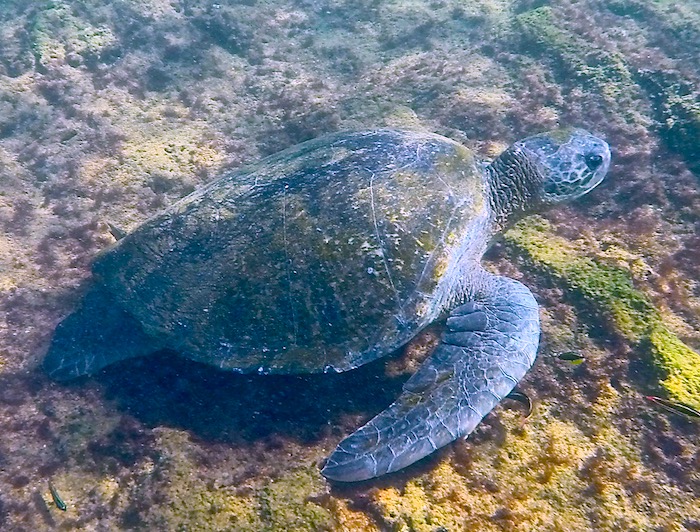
[321,275,540,482]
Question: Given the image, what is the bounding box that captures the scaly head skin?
[518,128,611,203]
[487,128,611,227]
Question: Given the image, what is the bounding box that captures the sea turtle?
[44,128,610,482]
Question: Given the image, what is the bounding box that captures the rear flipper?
[44,286,159,381]
[321,275,540,482]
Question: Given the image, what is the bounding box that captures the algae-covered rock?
[367,392,700,531]
[638,70,700,176]
[504,216,700,409]
[258,467,334,531]
[30,1,116,69]
[134,429,334,531]
[514,6,636,102]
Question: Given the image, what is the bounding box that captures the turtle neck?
[485,145,546,230]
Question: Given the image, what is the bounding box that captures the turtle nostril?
[585,153,603,170]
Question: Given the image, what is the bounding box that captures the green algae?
[504,216,700,409]
[370,391,700,531]
[258,467,334,531]
[646,326,700,409]
[158,472,262,532]
[638,70,700,175]
[144,430,333,531]
[30,2,116,68]
[514,7,636,103]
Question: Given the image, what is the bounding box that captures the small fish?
[557,351,585,365]
[48,481,67,512]
[506,390,533,418]
[646,396,700,420]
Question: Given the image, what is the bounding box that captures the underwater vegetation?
[505,216,700,410]
[638,69,700,176]
[0,0,698,529]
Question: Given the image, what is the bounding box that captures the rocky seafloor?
[0,0,699,530]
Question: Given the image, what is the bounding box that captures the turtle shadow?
[97,350,405,446]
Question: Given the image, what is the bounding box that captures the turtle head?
[517,128,611,204]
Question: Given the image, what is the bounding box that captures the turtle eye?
[585,153,603,170]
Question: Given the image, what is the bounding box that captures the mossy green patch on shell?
[504,216,700,409]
